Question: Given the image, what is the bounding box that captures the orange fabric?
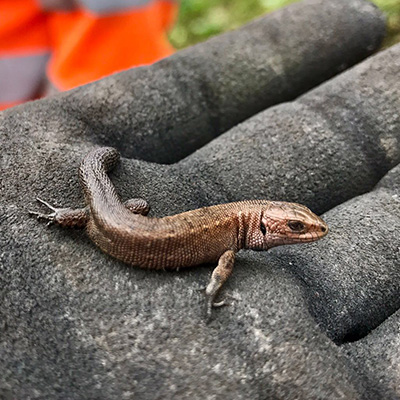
[0,0,49,54]
[0,0,49,108]
[47,0,177,90]
[0,100,22,111]
[0,0,176,110]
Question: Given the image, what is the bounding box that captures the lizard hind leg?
[123,198,150,216]
[29,198,89,228]
[204,250,236,320]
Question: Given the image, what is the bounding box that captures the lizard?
[30,146,329,318]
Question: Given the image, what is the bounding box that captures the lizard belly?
[87,218,231,270]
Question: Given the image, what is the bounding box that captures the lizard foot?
[29,198,88,228]
[29,198,61,225]
[212,293,239,308]
[198,288,238,322]
[197,286,237,306]
[124,198,150,216]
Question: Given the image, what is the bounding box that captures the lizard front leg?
[204,250,235,319]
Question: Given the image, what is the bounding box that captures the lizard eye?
[260,222,266,235]
[288,220,305,232]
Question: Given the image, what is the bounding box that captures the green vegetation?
[373,0,400,47]
[169,0,400,49]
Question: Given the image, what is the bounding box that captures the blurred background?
[1,0,399,111]
[169,0,400,49]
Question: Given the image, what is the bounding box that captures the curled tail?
[79,147,122,215]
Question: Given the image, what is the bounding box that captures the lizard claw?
[199,286,237,322]
[212,293,239,308]
[35,197,58,212]
[28,198,59,224]
[29,198,88,228]
[212,299,230,308]
[204,295,233,323]
[28,210,56,224]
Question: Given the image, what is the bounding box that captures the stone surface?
[1,1,399,399]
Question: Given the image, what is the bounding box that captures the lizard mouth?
[267,224,329,247]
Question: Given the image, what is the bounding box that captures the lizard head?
[260,201,328,249]
[244,201,328,250]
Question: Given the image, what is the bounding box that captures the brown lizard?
[30,147,329,317]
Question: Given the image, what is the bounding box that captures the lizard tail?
[78,146,122,216]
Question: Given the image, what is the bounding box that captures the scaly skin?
[30,147,329,318]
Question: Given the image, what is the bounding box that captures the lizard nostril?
[321,226,327,233]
